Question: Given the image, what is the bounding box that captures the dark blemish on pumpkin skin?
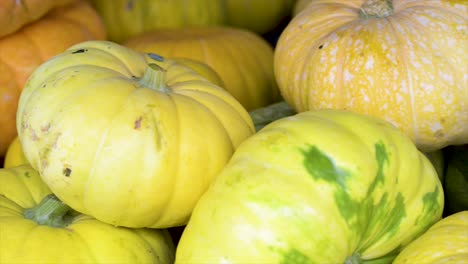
[63,168,72,177]
[126,0,134,10]
[134,116,142,129]
[30,129,39,141]
[72,49,87,54]
[40,123,51,133]
[318,44,323,49]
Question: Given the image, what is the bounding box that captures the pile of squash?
[1,0,467,263]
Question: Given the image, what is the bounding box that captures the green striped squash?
[175,110,444,263]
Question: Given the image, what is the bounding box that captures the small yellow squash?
[16,40,255,229]
[0,165,175,263]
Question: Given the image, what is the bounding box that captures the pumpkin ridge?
[218,34,256,107]
[384,16,418,143]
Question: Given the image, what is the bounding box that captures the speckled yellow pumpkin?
[0,165,175,263]
[393,211,468,263]
[275,0,468,152]
[124,26,281,110]
[16,40,255,229]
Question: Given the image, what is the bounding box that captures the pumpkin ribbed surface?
[275,0,468,152]
[16,40,255,228]
[124,26,281,111]
[175,110,444,263]
[0,165,175,263]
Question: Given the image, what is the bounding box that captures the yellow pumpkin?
[0,0,76,37]
[0,165,175,263]
[275,0,468,152]
[89,0,225,42]
[393,211,468,263]
[0,0,106,157]
[124,26,281,111]
[4,137,28,169]
[16,40,255,229]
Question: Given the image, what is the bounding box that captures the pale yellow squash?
[16,40,255,228]
[0,165,175,263]
[275,0,468,152]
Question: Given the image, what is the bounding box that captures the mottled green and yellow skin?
[175,110,444,263]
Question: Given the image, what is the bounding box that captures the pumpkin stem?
[345,253,363,264]
[24,194,76,228]
[249,101,296,131]
[359,0,394,18]
[138,63,171,92]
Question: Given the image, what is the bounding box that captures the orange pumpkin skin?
[0,0,77,38]
[0,0,106,157]
[275,0,468,152]
[124,26,281,111]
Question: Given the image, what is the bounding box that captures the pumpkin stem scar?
[137,63,171,92]
[23,194,76,228]
[359,0,394,19]
[344,252,363,264]
[148,53,164,62]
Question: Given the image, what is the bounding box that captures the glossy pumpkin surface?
[0,165,175,263]
[0,0,76,38]
[275,0,468,152]
[0,0,106,157]
[393,211,468,263]
[124,26,281,111]
[175,110,444,263]
[17,40,255,229]
[89,0,225,42]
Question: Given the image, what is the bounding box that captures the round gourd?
[274,0,468,152]
[4,137,28,169]
[0,165,175,263]
[175,110,444,263]
[16,40,255,229]
[393,211,468,263]
[0,0,106,157]
[124,26,281,111]
[170,58,224,88]
[89,0,225,43]
[0,0,76,38]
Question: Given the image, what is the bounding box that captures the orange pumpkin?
[0,0,106,157]
[0,0,77,38]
